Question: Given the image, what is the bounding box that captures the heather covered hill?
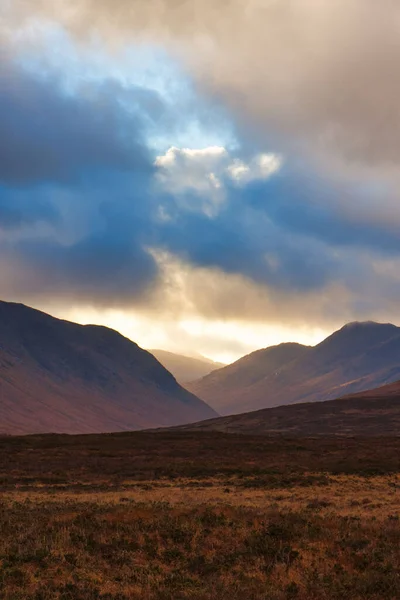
[150,349,223,383]
[172,379,400,436]
[188,321,400,414]
[0,301,217,435]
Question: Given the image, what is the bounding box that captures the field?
[0,432,399,599]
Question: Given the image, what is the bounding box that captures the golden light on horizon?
[58,306,329,364]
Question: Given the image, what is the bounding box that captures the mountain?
[0,301,217,435]
[187,342,311,413]
[169,379,400,436]
[187,321,400,415]
[149,349,224,383]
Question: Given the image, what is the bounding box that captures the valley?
[1,303,400,599]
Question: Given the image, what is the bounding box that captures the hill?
[171,379,400,436]
[150,349,223,383]
[0,301,217,435]
[187,321,400,414]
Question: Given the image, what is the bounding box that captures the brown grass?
[0,432,399,599]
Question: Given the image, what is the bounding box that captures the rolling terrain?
[173,379,400,436]
[0,301,217,435]
[188,321,400,414]
[150,349,223,383]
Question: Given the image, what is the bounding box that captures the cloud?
[154,145,281,216]
[49,247,400,362]
[3,232,158,306]
[4,8,400,358]
[0,53,155,185]
[2,127,400,324]
[3,153,398,325]
[156,146,280,188]
[0,186,59,231]
[10,0,400,176]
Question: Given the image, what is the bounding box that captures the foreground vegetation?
[0,432,399,599]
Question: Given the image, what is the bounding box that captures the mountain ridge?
[187,321,400,414]
[0,300,217,435]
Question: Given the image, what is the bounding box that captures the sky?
[2,1,400,363]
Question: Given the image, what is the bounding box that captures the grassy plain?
[0,432,399,599]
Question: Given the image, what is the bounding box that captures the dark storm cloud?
[12,230,158,304]
[157,194,333,293]
[0,52,161,302]
[0,187,59,230]
[241,166,400,257]
[154,162,400,296]
[0,168,162,304]
[0,59,155,185]
[3,145,400,311]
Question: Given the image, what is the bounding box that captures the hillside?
[188,321,400,414]
[172,379,400,436]
[0,301,217,435]
[150,349,223,383]
[187,342,309,411]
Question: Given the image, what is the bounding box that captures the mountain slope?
[0,301,217,435]
[187,342,311,413]
[150,349,223,383]
[188,322,400,414]
[171,379,400,436]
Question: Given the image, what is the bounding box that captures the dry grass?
[3,474,400,520]
[0,432,399,599]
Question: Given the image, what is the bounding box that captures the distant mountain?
[187,342,310,413]
[170,379,400,436]
[150,349,224,383]
[0,301,217,435]
[188,321,400,414]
